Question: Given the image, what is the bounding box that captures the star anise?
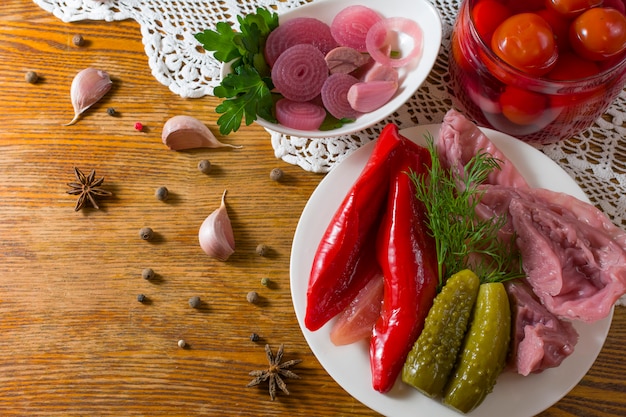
[66,167,113,211]
[246,344,302,401]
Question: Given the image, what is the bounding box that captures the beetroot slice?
[272,44,329,102]
[330,5,383,52]
[275,99,326,131]
[264,17,338,67]
[321,73,360,120]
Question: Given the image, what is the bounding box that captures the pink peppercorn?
[134,122,144,131]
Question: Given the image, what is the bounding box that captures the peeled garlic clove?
[162,115,242,150]
[65,67,112,126]
[199,190,235,261]
[347,80,398,113]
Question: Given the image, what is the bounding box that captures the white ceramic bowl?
[220,0,442,138]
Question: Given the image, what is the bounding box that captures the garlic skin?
[65,68,112,126]
[162,115,242,151]
[199,190,235,261]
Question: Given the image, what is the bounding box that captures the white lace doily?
[33,0,626,234]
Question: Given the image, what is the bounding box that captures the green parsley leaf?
[195,8,279,135]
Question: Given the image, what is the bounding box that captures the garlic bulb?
[162,115,242,150]
[65,68,112,126]
[199,190,235,261]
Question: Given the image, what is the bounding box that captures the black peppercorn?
[139,227,154,240]
[137,294,146,303]
[250,333,260,342]
[106,107,116,116]
[188,296,201,308]
[142,268,155,280]
[270,168,284,181]
[25,71,38,84]
[198,159,212,174]
[155,186,169,201]
[72,34,85,46]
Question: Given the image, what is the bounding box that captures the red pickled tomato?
[471,0,512,44]
[547,0,603,17]
[491,13,558,76]
[536,8,572,52]
[570,7,626,60]
[546,52,601,80]
[500,85,549,125]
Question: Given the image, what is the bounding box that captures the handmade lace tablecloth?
[33,0,626,231]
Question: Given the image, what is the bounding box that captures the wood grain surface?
[1,1,625,416]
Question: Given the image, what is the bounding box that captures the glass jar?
[449,0,626,144]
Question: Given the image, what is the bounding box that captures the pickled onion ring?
[272,44,329,102]
[365,17,423,68]
[321,73,360,119]
[330,5,383,52]
[275,99,326,130]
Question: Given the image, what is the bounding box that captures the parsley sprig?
[195,8,279,135]
[410,134,524,286]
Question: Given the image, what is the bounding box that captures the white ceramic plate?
[290,124,613,417]
[233,0,442,138]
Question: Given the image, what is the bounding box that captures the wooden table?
[1,1,624,415]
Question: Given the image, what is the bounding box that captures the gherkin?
[402,270,480,397]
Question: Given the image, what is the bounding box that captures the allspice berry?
[246,291,259,304]
[198,159,212,174]
[142,268,155,280]
[155,186,169,201]
[270,168,284,181]
[25,71,38,84]
[139,227,154,240]
[72,34,85,46]
[188,296,201,308]
[255,244,269,256]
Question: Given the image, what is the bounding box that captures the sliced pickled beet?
[500,85,549,125]
[321,73,359,119]
[330,5,383,52]
[275,99,326,130]
[271,44,329,102]
[264,17,338,67]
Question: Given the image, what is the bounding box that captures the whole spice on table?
[198,190,235,261]
[25,70,38,84]
[155,186,169,201]
[269,168,283,181]
[66,167,113,211]
[139,227,154,240]
[178,339,187,348]
[370,139,438,393]
[246,344,302,401]
[72,34,85,46]
[188,296,201,308]
[305,123,405,331]
[106,107,116,116]
[134,122,144,131]
[142,268,155,280]
[64,67,112,126]
[250,333,260,342]
[260,277,271,287]
[255,244,269,256]
[137,294,146,303]
[197,159,212,174]
[246,291,259,304]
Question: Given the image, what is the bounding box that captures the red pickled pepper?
[370,141,439,393]
[304,124,406,331]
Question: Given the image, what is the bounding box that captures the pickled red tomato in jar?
[449,0,626,144]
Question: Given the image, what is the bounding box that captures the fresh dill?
[409,133,523,286]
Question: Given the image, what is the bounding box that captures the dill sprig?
[409,133,523,286]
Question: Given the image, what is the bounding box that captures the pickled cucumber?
[443,282,511,413]
[401,270,480,397]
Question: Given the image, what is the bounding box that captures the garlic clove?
[162,115,242,151]
[198,190,235,261]
[64,67,113,126]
